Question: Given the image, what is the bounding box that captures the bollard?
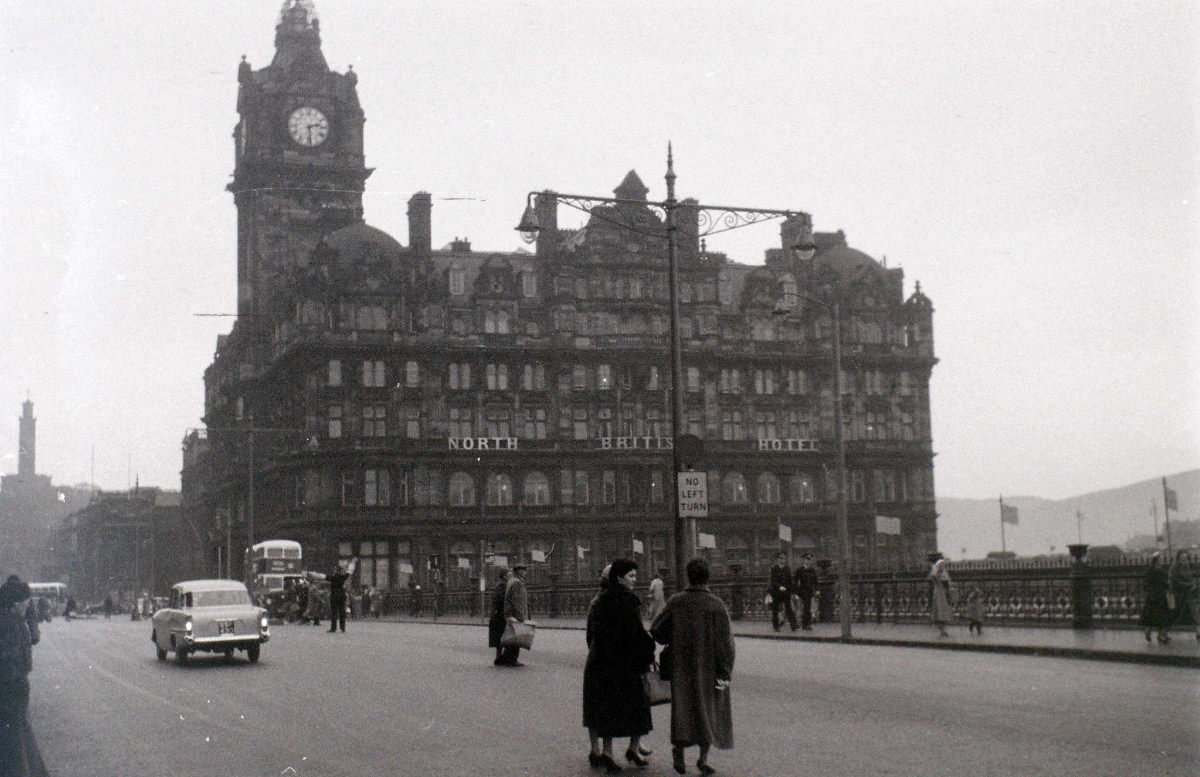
[1068,543,1092,629]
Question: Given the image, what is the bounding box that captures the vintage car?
[151,579,269,664]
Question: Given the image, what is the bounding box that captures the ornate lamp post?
[516,146,815,592]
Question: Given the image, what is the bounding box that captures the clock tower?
[230,0,372,318]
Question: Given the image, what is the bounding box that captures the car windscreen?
[192,589,252,607]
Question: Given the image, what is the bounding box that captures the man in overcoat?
[767,552,798,631]
[499,563,530,666]
[487,567,509,665]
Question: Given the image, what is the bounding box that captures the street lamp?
[776,280,852,640]
[516,146,815,593]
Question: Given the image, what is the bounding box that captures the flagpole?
[1162,477,1174,556]
[1151,500,1160,548]
[999,496,1007,555]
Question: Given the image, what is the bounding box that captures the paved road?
[28,617,1199,777]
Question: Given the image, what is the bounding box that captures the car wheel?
[156,642,168,661]
[176,647,189,665]
[223,647,234,662]
[246,642,260,663]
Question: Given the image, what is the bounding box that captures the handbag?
[500,620,536,649]
[642,663,671,706]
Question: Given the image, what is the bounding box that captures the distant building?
[64,487,201,601]
[0,400,87,580]
[183,2,938,593]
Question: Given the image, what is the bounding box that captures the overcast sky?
[1,0,1196,501]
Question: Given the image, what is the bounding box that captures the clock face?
[287,106,329,147]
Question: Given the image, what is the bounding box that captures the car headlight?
[184,618,193,633]
[260,614,269,630]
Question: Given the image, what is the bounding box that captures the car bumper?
[177,632,269,647]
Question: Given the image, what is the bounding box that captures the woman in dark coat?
[487,568,509,665]
[584,558,656,772]
[0,577,49,777]
[650,558,734,777]
[1141,552,1172,644]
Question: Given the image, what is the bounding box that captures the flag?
[875,515,901,536]
[1001,504,1019,525]
[632,538,644,554]
[1165,486,1178,512]
[698,532,716,549]
[531,549,546,563]
[778,524,792,543]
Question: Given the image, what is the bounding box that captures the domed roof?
[322,222,404,262]
[812,235,884,282]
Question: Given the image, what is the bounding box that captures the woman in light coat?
[650,558,734,776]
[928,558,953,637]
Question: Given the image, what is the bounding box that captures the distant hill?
[937,470,1199,559]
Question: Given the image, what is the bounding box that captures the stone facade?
[184,1,938,594]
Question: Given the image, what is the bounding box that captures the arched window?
[722,472,748,504]
[487,473,513,506]
[757,473,781,504]
[523,472,550,506]
[448,472,475,506]
[789,473,815,503]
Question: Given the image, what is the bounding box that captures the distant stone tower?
[17,399,35,478]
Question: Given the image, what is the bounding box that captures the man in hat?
[768,552,798,631]
[793,554,818,630]
[499,562,530,666]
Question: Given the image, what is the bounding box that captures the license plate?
[218,620,235,635]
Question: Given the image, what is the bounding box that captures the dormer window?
[449,264,466,296]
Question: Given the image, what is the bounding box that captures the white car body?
[151,579,269,664]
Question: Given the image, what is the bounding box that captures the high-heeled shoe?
[697,760,716,775]
[624,748,649,767]
[671,746,685,775]
[588,752,602,769]
[637,745,653,756]
[597,753,623,774]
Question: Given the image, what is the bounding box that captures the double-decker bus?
[245,540,303,598]
[29,582,68,600]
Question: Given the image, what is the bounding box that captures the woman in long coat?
[1168,551,1199,641]
[928,558,953,637]
[584,558,656,772]
[1142,552,1173,643]
[650,558,734,776]
[0,577,49,777]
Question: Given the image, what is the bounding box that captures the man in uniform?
[793,553,819,630]
[328,563,350,633]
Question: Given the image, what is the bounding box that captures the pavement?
[371,612,1200,668]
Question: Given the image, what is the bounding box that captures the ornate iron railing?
[378,554,1194,630]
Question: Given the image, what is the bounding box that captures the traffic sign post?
[678,471,708,517]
